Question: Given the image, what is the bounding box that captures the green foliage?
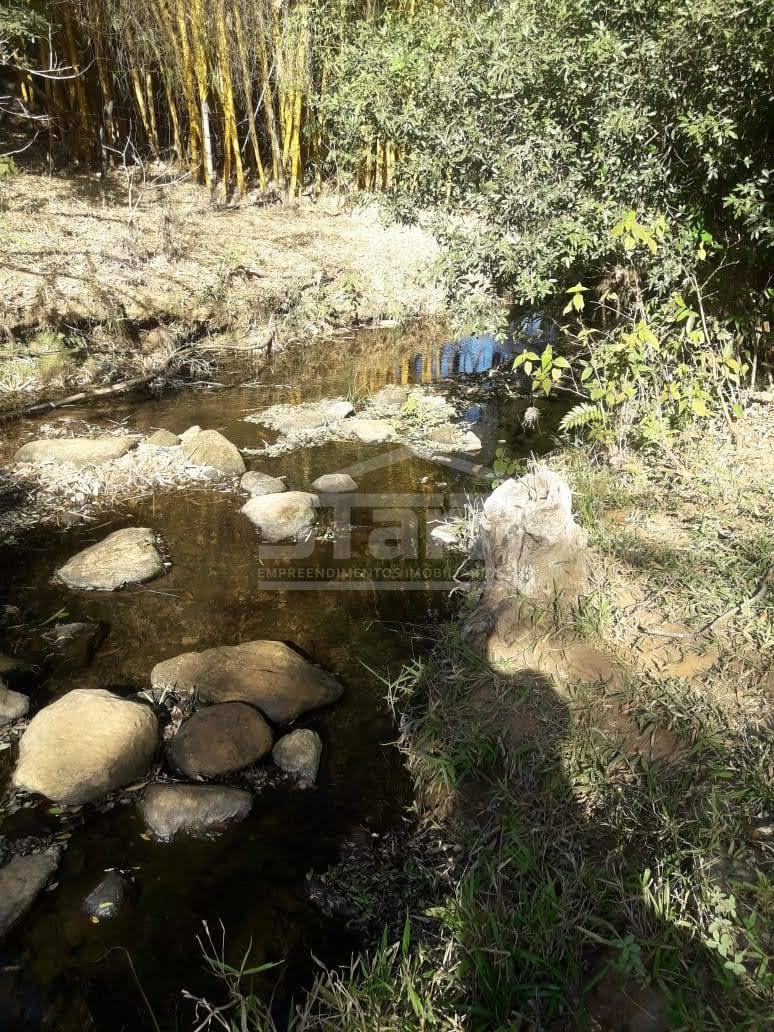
[513,343,570,397]
[321,0,772,304]
[489,446,520,488]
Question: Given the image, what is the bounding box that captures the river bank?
[0,167,444,415]
[225,403,773,1030]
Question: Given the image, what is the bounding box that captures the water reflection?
[373,312,551,386]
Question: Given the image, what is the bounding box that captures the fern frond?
[560,403,603,432]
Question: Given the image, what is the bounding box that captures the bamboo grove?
[3,0,411,195]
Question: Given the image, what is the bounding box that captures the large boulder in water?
[12,688,159,804]
[182,429,245,474]
[140,783,252,840]
[14,436,137,467]
[56,528,165,591]
[241,491,318,542]
[347,418,395,444]
[311,473,358,493]
[166,702,273,778]
[241,471,286,496]
[151,640,343,724]
[0,848,60,938]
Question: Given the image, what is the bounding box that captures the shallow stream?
[0,327,564,1031]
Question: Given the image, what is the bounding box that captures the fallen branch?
[0,348,191,423]
[695,565,773,640]
[637,565,774,643]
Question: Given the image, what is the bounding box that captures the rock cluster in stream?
[2,385,471,937]
[2,635,342,928]
[245,384,483,459]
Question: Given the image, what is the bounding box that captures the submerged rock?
[0,679,29,725]
[241,470,286,496]
[14,436,137,467]
[46,621,104,667]
[56,528,165,591]
[13,688,159,805]
[146,429,180,448]
[140,783,252,840]
[273,729,322,783]
[81,870,129,920]
[311,473,358,493]
[241,491,318,542]
[347,418,395,444]
[0,848,60,938]
[181,429,246,475]
[150,640,343,724]
[167,702,273,779]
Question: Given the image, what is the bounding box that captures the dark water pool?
[0,327,564,1030]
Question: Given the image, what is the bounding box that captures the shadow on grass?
[307,628,772,1030]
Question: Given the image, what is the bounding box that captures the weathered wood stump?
[465,467,589,647]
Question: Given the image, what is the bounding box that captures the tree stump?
[465,468,588,644]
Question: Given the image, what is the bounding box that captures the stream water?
[0,327,565,1031]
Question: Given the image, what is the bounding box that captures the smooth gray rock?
[167,702,273,779]
[0,848,60,938]
[241,471,287,496]
[371,385,411,409]
[81,870,128,919]
[328,400,355,420]
[56,528,165,591]
[430,524,460,547]
[14,436,137,467]
[273,729,322,782]
[146,429,180,448]
[182,429,246,475]
[241,491,318,542]
[0,679,29,725]
[140,783,252,841]
[461,431,482,452]
[13,688,159,804]
[151,640,343,724]
[311,473,358,493]
[179,425,202,444]
[347,418,395,444]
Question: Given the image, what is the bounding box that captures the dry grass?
[0,165,442,336]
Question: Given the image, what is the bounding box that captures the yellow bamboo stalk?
[62,5,91,158]
[234,6,267,187]
[216,0,244,196]
[89,0,115,147]
[289,90,303,194]
[190,0,213,189]
[129,63,152,145]
[257,27,282,183]
[150,2,184,161]
[174,0,202,178]
[145,70,160,155]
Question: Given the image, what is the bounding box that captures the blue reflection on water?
[439,312,549,378]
